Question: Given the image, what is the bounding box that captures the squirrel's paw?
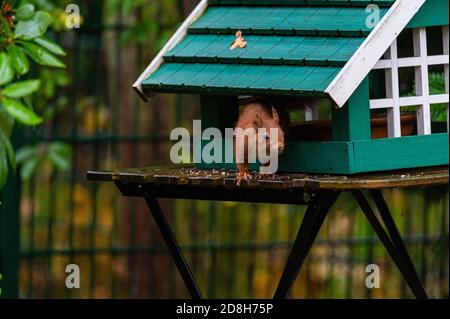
[258,173,273,180]
[236,171,250,187]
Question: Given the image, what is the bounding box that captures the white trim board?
[132,0,208,102]
[325,0,426,108]
[370,94,449,109]
[373,55,449,69]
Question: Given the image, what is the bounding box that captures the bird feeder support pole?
[144,194,203,299]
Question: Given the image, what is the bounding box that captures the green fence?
[0,0,448,299]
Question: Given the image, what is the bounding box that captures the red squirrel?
[234,97,316,185]
[234,99,289,185]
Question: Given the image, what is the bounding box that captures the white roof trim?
[132,0,208,102]
[325,0,426,108]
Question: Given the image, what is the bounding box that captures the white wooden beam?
[132,0,209,102]
[304,102,319,121]
[325,0,426,107]
[373,55,449,69]
[414,28,431,135]
[370,98,393,109]
[385,40,402,138]
[370,94,449,109]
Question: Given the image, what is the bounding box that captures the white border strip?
[132,0,209,102]
[325,0,426,108]
[370,94,449,109]
[373,55,449,69]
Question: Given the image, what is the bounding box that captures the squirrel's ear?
[272,107,279,124]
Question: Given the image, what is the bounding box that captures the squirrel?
[234,97,316,186]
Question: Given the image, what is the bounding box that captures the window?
[370,26,449,137]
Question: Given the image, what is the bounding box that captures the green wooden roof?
[142,1,393,97]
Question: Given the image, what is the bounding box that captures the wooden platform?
[87,165,448,191]
[86,165,448,299]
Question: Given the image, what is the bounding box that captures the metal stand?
[142,189,427,299]
[144,195,202,299]
[273,191,339,299]
[352,190,427,299]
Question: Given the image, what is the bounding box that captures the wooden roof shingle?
[136,0,427,103]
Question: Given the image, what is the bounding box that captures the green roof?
[142,1,392,96]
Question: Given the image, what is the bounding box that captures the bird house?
[134,0,449,174]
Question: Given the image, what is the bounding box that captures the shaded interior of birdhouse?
[236,96,335,143]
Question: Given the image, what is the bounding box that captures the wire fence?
[1,0,448,299]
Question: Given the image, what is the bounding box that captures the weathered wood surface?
[87,165,448,191]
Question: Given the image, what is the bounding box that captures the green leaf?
[20,156,39,181]
[16,145,37,164]
[0,52,14,86]
[15,11,52,40]
[2,80,41,98]
[49,142,72,157]
[0,108,14,137]
[16,4,35,21]
[19,41,65,68]
[7,45,30,75]
[1,98,43,126]
[48,151,70,171]
[0,128,15,171]
[48,142,72,171]
[0,13,13,38]
[34,37,66,56]
[55,70,71,86]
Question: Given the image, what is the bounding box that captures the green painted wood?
[165,34,364,66]
[188,6,389,36]
[198,133,448,174]
[143,63,341,95]
[407,0,449,28]
[201,95,239,133]
[278,140,353,173]
[141,63,185,87]
[352,133,449,173]
[332,77,371,141]
[164,35,364,66]
[199,95,239,171]
[209,0,395,7]
[197,139,354,174]
[185,64,229,88]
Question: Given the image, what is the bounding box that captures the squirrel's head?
[259,106,285,154]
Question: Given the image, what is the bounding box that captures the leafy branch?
[0,1,69,188]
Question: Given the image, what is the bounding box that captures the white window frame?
[370,25,449,138]
[305,104,319,121]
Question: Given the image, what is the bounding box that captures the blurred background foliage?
[0,0,73,188]
[0,0,448,299]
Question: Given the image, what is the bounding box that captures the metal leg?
[144,195,203,299]
[352,190,427,299]
[274,192,339,299]
[370,190,424,275]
